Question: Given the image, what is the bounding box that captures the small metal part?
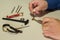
[30,13,35,20]
[20,12,23,16]
[15,5,20,13]
[2,18,29,25]
[16,26,29,29]
[20,18,25,21]
[2,24,22,33]
[15,5,22,13]
[17,6,22,13]
[11,6,15,13]
[30,13,42,24]
[34,19,42,24]
[32,16,35,20]
[30,13,36,17]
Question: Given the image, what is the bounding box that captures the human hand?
[29,0,48,16]
[42,17,60,40]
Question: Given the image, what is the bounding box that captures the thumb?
[42,17,52,24]
[32,6,42,14]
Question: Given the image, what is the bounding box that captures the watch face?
[0,0,53,40]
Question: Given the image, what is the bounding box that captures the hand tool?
[2,24,22,33]
[2,18,29,25]
[6,12,23,18]
[11,6,15,13]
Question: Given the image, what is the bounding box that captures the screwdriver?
[6,12,23,18]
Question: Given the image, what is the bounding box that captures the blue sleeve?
[46,0,60,10]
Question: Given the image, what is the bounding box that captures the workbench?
[0,0,60,40]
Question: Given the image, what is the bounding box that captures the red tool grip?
[7,14,20,18]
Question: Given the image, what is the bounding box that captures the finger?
[32,1,38,8]
[29,2,33,12]
[32,0,47,14]
[29,1,37,13]
[42,17,52,24]
[42,17,60,25]
[33,6,42,14]
[42,17,52,30]
[43,31,54,37]
[43,31,58,40]
[29,2,33,13]
[42,25,49,31]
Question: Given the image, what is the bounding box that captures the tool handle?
[7,14,20,18]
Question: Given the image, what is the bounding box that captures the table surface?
[0,0,60,40]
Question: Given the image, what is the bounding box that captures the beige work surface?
[0,0,60,40]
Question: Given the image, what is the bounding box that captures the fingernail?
[36,11,39,14]
[33,9,39,14]
[33,9,36,12]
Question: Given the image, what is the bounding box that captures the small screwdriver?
[6,12,23,18]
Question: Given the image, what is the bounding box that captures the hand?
[42,17,60,40]
[29,0,48,15]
